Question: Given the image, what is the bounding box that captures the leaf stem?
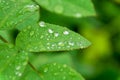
[0,35,8,43]
[28,61,43,77]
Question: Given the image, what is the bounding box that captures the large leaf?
[39,63,85,80]
[0,0,39,30]
[35,0,95,18]
[0,43,28,80]
[16,22,91,52]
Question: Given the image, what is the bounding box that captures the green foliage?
[0,0,95,80]
[39,63,84,80]
[35,0,95,18]
[16,22,91,52]
[0,43,28,80]
[0,0,39,30]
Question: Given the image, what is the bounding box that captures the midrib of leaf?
[28,62,43,78]
[0,51,17,72]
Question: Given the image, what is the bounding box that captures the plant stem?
[28,61,43,77]
[0,35,8,43]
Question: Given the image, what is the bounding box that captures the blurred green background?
[29,0,120,80]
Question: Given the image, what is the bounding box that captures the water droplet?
[75,13,82,18]
[53,63,57,66]
[52,44,55,47]
[47,46,50,49]
[63,64,67,68]
[58,42,64,46]
[48,29,53,33]
[18,73,22,77]
[54,5,63,14]
[47,43,50,45]
[7,56,9,58]
[63,76,66,80]
[16,66,21,70]
[24,4,39,12]
[40,35,44,39]
[44,67,48,73]
[47,38,50,41]
[68,42,74,46]
[30,31,34,36]
[54,33,59,37]
[39,21,45,27]
[63,31,69,35]
[15,72,22,77]
[53,72,59,76]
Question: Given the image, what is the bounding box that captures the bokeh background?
[29,0,120,80]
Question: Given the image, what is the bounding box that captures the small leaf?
[16,22,91,52]
[0,0,39,30]
[0,43,28,80]
[35,0,96,18]
[39,63,85,80]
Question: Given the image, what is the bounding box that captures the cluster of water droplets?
[38,21,84,50]
[21,21,86,51]
[42,63,79,80]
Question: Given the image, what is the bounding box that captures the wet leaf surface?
[0,43,28,80]
[0,0,39,30]
[16,22,91,52]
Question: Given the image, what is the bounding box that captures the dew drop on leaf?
[16,66,21,70]
[39,21,45,27]
[53,63,57,66]
[63,64,67,68]
[63,76,66,80]
[54,33,59,37]
[58,42,64,46]
[44,67,48,73]
[68,42,74,46]
[24,4,39,12]
[53,72,59,76]
[63,31,69,35]
[30,31,34,36]
[48,29,54,33]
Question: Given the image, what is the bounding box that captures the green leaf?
[0,43,28,80]
[0,0,39,30]
[39,63,85,80]
[20,65,42,80]
[16,22,91,52]
[35,0,96,18]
